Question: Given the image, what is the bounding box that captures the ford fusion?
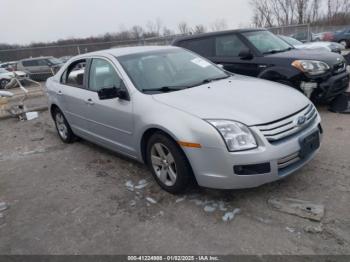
[46,46,322,194]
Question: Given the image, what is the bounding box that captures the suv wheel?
[53,108,76,143]
[146,132,195,194]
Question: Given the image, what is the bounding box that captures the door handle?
[85,98,95,105]
[57,90,63,95]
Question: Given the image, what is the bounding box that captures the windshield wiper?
[188,75,231,88]
[142,86,186,93]
[263,47,292,55]
[142,75,231,93]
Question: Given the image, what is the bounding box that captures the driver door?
[84,58,135,157]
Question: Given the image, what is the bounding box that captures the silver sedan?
[46,46,322,194]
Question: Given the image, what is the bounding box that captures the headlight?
[207,120,257,152]
[292,60,330,75]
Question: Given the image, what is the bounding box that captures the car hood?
[296,42,344,51]
[152,75,309,126]
[267,48,344,66]
[0,71,26,78]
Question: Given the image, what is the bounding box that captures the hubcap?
[55,112,68,140]
[150,143,177,186]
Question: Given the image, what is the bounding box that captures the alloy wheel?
[150,143,177,186]
[55,112,68,140]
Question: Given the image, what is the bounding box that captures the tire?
[52,108,76,143]
[339,40,348,48]
[146,132,195,194]
[0,79,10,89]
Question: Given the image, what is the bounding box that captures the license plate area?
[299,131,320,159]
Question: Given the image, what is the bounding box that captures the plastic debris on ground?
[204,205,216,213]
[25,111,39,121]
[175,197,186,203]
[134,180,148,190]
[286,227,296,233]
[0,202,8,212]
[125,180,134,191]
[222,208,240,222]
[304,224,323,234]
[268,197,324,222]
[146,197,157,204]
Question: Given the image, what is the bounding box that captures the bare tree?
[210,19,228,31]
[193,24,207,34]
[178,22,192,34]
[131,25,144,39]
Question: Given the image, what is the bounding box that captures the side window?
[62,60,86,88]
[23,60,38,67]
[37,59,48,66]
[88,58,122,92]
[183,38,214,57]
[215,34,246,57]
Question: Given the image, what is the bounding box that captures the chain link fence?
[0,34,183,62]
[1,24,349,63]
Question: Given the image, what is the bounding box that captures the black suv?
[172,29,349,103]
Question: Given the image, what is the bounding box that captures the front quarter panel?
[132,94,227,161]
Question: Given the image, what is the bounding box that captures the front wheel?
[53,108,76,143]
[146,132,195,194]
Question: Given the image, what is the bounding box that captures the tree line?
[251,0,350,27]
[0,19,228,51]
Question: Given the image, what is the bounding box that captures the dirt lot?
[0,99,349,255]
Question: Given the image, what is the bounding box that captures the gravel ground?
[0,104,349,255]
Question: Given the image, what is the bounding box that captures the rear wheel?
[146,132,195,194]
[53,108,76,143]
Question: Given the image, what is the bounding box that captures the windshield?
[243,31,292,54]
[118,49,229,93]
[280,35,302,46]
[47,58,62,65]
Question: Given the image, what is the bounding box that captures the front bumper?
[314,71,349,102]
[184,116,321,190]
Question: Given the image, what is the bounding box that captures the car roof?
[172,28,267,44]
[20,56,54,62]
[74,46,180,59]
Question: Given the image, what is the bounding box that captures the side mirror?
[98,83,129,101]
[239,48,253,60]
[217,64,224,69]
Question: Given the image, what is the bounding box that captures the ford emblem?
[297,116,307,126]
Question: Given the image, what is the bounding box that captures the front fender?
[258,66,302,83]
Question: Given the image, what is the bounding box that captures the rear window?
[181,38,214,57]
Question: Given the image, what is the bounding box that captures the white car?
[46,46,322,193]
[0,68,28,89]
[279,35,345,54]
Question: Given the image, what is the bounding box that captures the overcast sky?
[0,0,252,45]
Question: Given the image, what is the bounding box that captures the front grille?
[255,104,317,143]
[278,152,300,169]
[333,62,346,75]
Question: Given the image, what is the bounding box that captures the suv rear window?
[181,38,214,57]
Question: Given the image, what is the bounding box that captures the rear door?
[84,57,135,156]
[58,59,91,136]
